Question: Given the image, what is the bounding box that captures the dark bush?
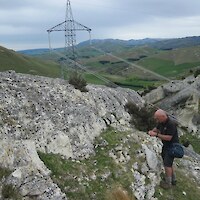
[125,101,157,131]
[99,60,110,65]
[2,184,22,199]
[127,58,139,62]
[0,167,11,180]
[141,85,156,96]
[68,71,88,92]
[147,85,157,91]
[139,55,147,59]
[194,68,200,78]
[192,113,200,125]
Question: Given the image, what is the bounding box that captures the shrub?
[2,184,22,199]
[68,71,88,92]
[0,167,12,180]
[180,133,200,154]
[194,68,200,78]
[125,101,157,131]
[99,60,110,65]
[140,85,157,96]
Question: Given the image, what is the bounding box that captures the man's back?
[157,117,179,148]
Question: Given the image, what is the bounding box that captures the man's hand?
[148,130,157,137]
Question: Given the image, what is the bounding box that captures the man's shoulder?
[167,116,178,126]
[168,115,178,126]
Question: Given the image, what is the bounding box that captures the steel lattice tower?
[47,0,91,60]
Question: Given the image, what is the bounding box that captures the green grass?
[38,128,141,200]
[0,167,12,180]
[113,76,164,90]
[78,68,164,90]
[137,57,200,78]
[102,73,164,90]
[2,43,200,91]
[155,169,200,200]
[180,133,200,154]
[0,167,22,199]
[0,46,61,78]
[38,128,200,200]
[1,184,22,200]
[80,49,197,90]
[84,73,107,85]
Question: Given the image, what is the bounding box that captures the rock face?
[0,71,143,199]
[0,71,143,159]
[0,140,66,200]
[0,71,200,200]
[144,75,200,134]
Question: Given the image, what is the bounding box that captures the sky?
[0,0,200,50]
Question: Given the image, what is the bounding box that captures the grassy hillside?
[38,128,200,200]
[0,46,61,78]
[150,36,200,50]
[79,45,200,88]
[137,46,200,78]
[13,36,200,90]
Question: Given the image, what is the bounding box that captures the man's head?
[154,109,168,123]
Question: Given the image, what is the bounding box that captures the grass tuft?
[1,184,22,200]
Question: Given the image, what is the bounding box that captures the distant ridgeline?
[18,36,200,55]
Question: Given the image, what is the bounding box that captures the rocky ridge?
[144,75,200,134]
[0,70,143,159]
[0,71,200,199]
[0,71,143,199]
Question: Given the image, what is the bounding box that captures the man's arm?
[157,133,172,141]
[148,130,172,141]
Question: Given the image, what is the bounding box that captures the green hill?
[78,45,200,89]
[137,45,200,78]
[14,36,200,90]
[0,46,61,78]
[150,36,200,50]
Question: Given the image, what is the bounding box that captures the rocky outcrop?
[0,71,200,200]
[0,70,143,159]
[144,75,200,134]
[0,71,143,199]
[145,76,200,106]
[0,140,66,199]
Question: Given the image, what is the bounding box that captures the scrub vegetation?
[38,128,200,200]
[38,128,140,200]
[0,167,22,200]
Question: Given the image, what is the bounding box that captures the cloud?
[0,0,200,50]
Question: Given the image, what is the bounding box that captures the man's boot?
[160,176,172,189]
[172,173,177,186]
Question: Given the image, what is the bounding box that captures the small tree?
[68,71,88,92]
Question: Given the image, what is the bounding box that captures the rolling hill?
[78,44,200,89]
[0,45,61,78]
[3,36,200,90]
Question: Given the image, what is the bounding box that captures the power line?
[50,45,200,128]
[46,0,199,128]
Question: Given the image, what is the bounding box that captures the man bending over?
[148,109,179,189]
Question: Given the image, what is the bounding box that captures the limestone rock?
[142,144,158,171]
[0,139,66,199]
[0,71,143,159]
[144,75,200,135]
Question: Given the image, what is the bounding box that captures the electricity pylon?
[47,0,92,61]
